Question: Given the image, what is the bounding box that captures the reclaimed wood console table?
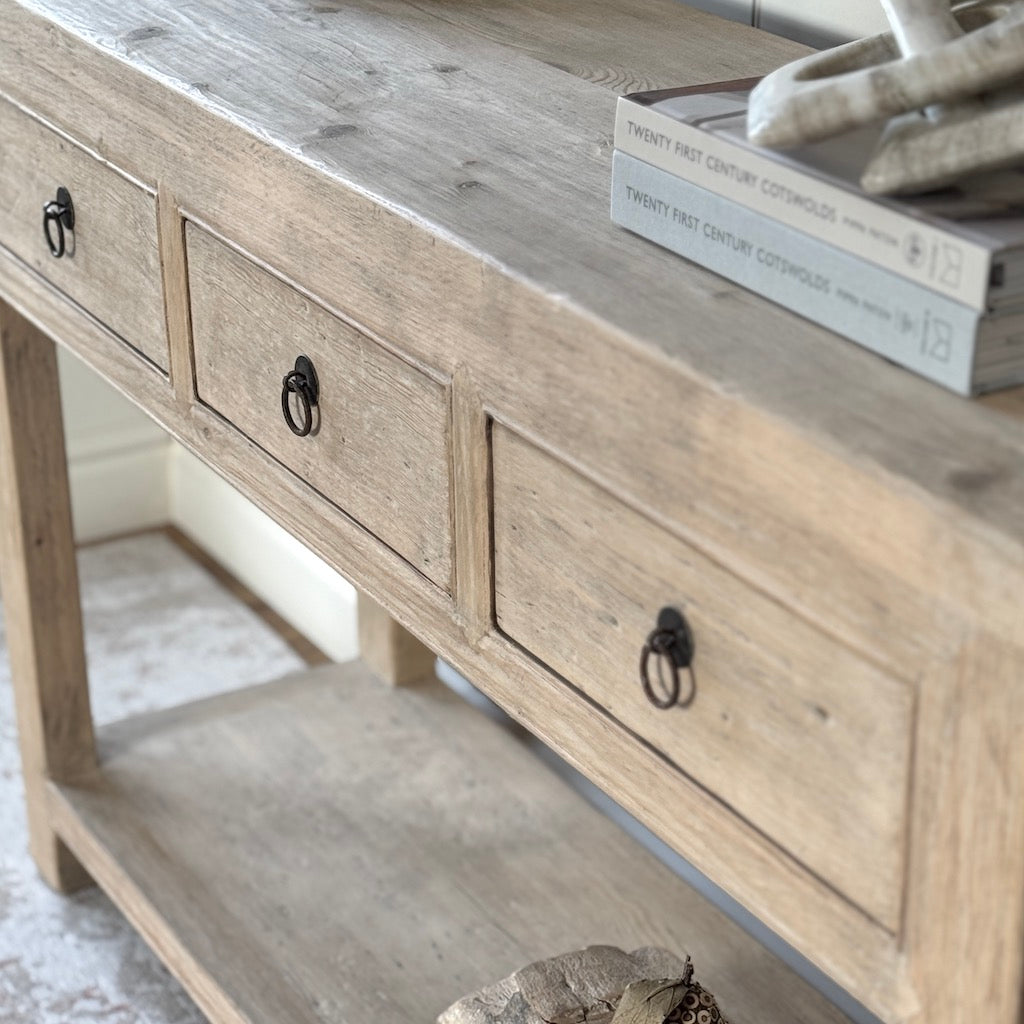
[2,1,1023,1022]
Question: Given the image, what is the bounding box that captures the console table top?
[7,0,1024,561]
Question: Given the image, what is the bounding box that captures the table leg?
[357,590,435,686]
[0,300,95,892]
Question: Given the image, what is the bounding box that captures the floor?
[0,530,317,1024]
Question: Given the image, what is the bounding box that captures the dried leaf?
[609,979,688,1024]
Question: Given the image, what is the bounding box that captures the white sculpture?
[747,0,1024,194]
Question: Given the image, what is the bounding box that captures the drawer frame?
[491,420,914,933]
[0,93,169,371]
[185,218,455,592]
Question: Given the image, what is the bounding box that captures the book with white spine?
[613,80,1024,313]
[610,150,1024,395]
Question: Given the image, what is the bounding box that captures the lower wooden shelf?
[46,660,851,1024]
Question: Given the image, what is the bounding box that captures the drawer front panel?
[0,98,167,369]
[493,425,911,930]
[187,225,451,590]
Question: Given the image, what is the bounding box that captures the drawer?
[492,425,912,930]
[187,224,452,590]
[0,98,167,370]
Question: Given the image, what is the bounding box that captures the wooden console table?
[2,2,1023,1022]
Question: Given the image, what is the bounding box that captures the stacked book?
[611,78,1024,395]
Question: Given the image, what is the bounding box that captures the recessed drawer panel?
[492,425,911,930]
[0,98,167,370]
[187,224,451,590]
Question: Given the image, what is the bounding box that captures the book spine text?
[611,151,980,394]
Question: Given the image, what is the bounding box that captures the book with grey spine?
[614,81,1024,313]
[611,150,1024,395]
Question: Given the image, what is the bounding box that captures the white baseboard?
[167,445,358,663]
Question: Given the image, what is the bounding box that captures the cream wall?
[755,1,888,46]
[58,348,168,542]
[706,0,888,45]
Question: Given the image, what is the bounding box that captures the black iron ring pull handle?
[640,606,696,710]
[281,355,320,437]
[43,187,75,259]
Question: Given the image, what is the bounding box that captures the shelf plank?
[49,661,851,1024]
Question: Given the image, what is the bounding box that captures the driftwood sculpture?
[438,946,729,1024]
[747,0,1024,194]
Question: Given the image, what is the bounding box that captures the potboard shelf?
[45,660,849,1024]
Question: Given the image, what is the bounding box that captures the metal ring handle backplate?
[43,187,75,259]
[281,355,320,437]
[640,607,696,710]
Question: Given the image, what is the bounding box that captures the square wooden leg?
[357,591,435,687]
[0,300,95,892]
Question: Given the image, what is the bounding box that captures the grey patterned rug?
[0,532,306,1023]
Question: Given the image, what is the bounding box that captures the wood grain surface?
[1,1,1023,1021]
[0,299,95,891]
[493,425,910,932]
[0,0,1019,556]
[357,590,436,686]
[49,661,854,1024]
[0,95,167,369]
[187,223,452,590]
[0,243,907,1017]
